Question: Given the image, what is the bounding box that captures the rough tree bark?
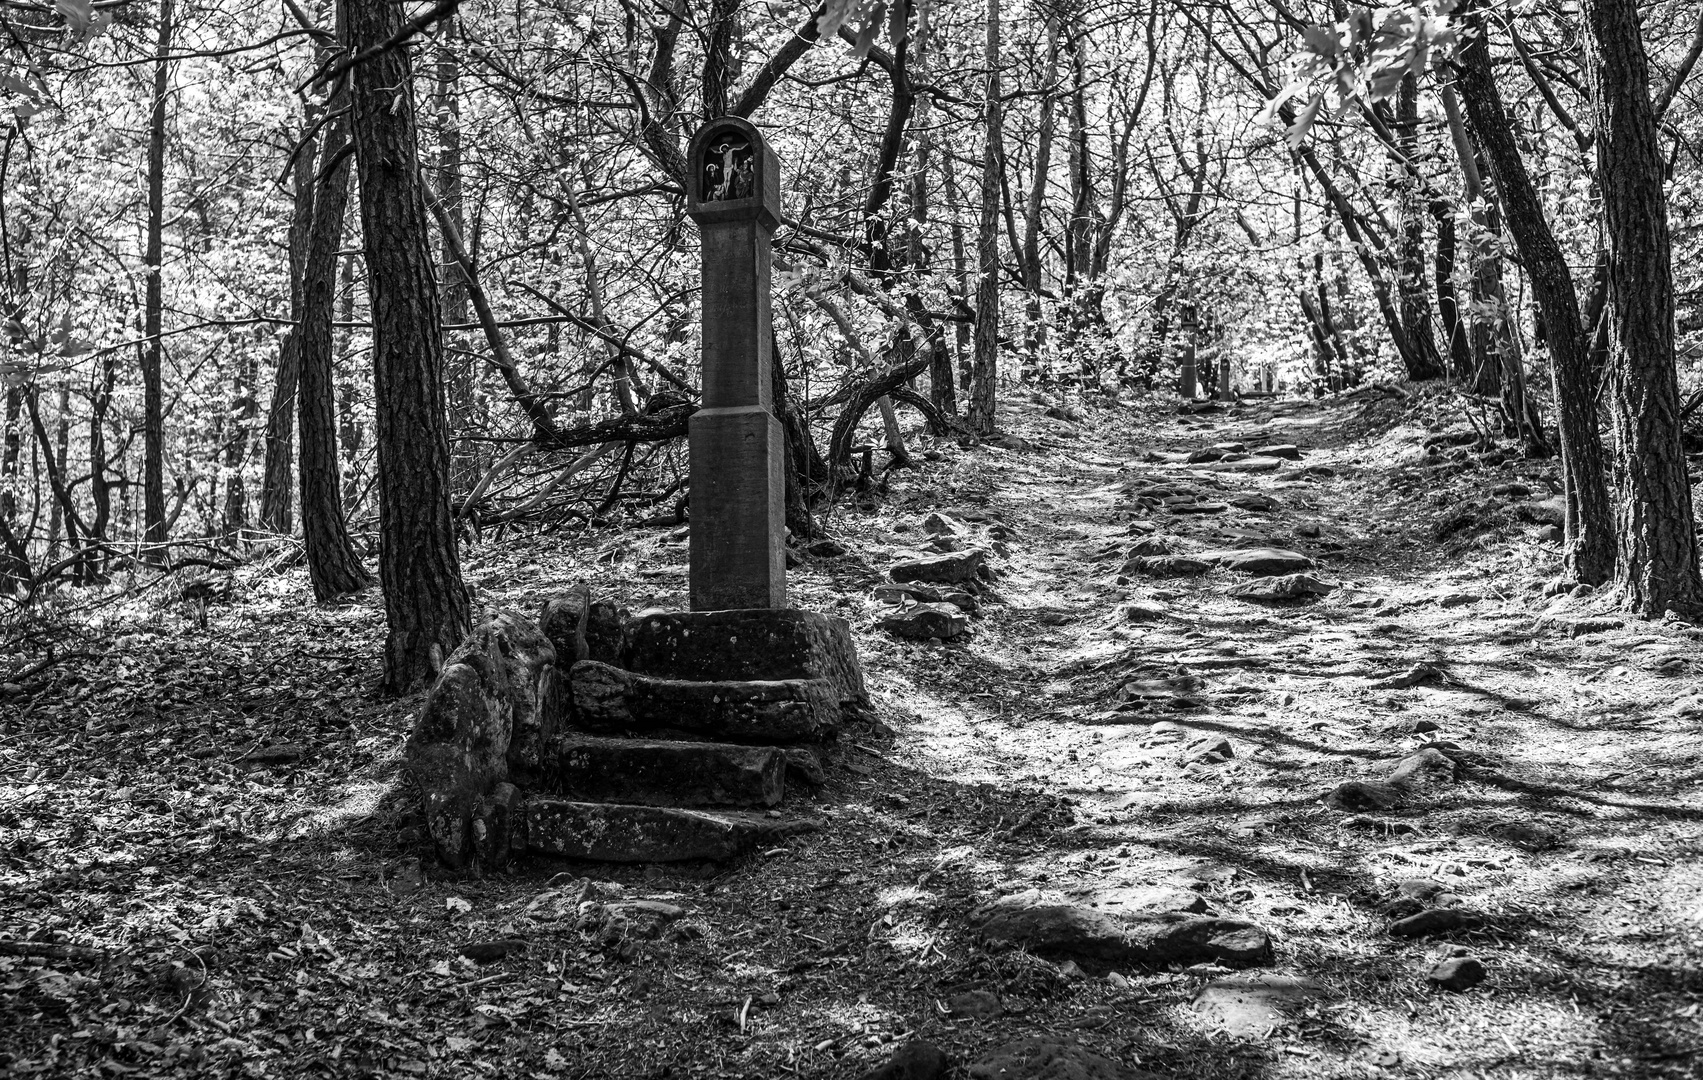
[296,97,371,601]
[1581,0,1703,615]
[347,0,471,694]
[1454,3,1613,584]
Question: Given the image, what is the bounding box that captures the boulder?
[1168,501,1229,514]
[539,594,628,667]
[971,890,1271,968]
[522,799,812,862]
[406,608,565,866]
[877,603,969,640]
[443,610,565,777]
[1201,548,1315,576]
[550,736,785,807]
[889,549,987,584]
[568,661,840,743]
[1251,444,1302,460]
[969,1039,1161,1080]
[1228,573,1333,601]
[624,608,866,709]
[1125,536,1172,557]
[1119,555,1213,577]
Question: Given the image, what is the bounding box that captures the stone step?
[568,660,838,743]
[519,799,815,862]
[623,608,866,709]
[549,735,784,807]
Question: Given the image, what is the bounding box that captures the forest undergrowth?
[3,386,1702,1079]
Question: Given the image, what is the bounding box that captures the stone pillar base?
[689,405,785,611]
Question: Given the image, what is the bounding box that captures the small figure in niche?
[703,133,754,202]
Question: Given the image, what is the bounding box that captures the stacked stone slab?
[405,599,865,868]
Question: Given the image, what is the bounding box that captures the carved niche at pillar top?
[702,131,755,202]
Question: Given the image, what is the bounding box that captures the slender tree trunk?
[1582,0,1703,615]
[1020,15,1059,371]
[297,94,371,601]
[968,0,1003,435]
[435,18,476,491]
[141,0,174,557]
[941,153,972,394]
[1395,73,1444,381]
[222,349,257,538]
[347,0,471,693]
[1,386,18,523]
[1455,3,1613,584]
[260,118,316,535]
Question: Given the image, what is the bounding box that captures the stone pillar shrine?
[685,117,785,611]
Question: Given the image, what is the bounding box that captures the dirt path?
[843,389,1703,1077]
[4,390,1702,1079]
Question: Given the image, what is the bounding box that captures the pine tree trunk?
[297,95,371,602]
[968,0,1003,436]
[347,0,471,694]
[260,119,316,535]
[1455,3,1613,585]
[435,19,477,492]
[141,0,174,557]
[1582,0,1703,615]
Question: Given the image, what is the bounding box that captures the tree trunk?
[260,116,316,535]
[1455,3,1613,584]
[1582,0,1703,615]
[347,0,471,694]
[1019,15,1059,370]
[1394,73,1444,381]
[435,17,477,492]
[968,0,1003,436]
[297,95,371,601]
[141,0,174,557]
[222,349,258,538]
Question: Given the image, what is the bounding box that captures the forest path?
[844,388,1703,1077]
[5,390,1703,1080]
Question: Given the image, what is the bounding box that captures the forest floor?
[3,385,1703,1079]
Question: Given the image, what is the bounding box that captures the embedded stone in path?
[889,548,987,584]
[1191,457,1284,473]
[1229,572,1333,601]
[1192,974,1326,1037]
[624,608,866,708]
[877,602,969,640]
[1119,555,1213,577]
[1427,956,1487,992]
[970,890,1271,968]
[568,661,839,743]
[551,735,784,807]
[1201,547,1316,576]
[1229,492,1278,512]
[523,799,813,862]
[969,1038,1162,1080]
